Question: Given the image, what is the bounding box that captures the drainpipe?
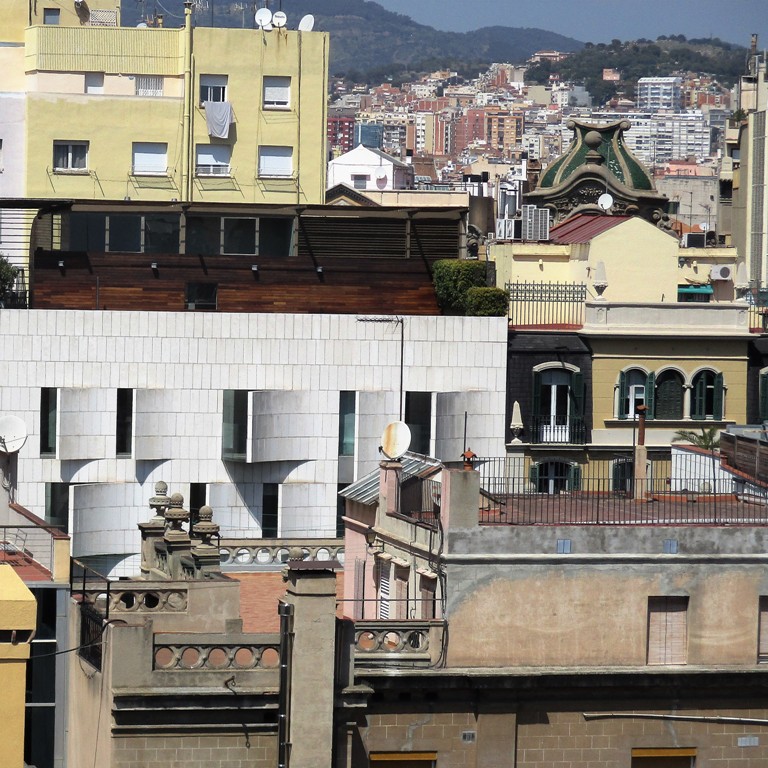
[181,1,194,203]
[277,601,294,768]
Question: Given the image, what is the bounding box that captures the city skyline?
[371,0,765,48]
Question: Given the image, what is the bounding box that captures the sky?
[371,0,766,48]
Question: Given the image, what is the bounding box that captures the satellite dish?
[136,22,148,27]
[380,421,411,461]
[255,7,273,28]
[0,415,28,454]
[699,222,708,231]
[298,13,315,31]
[272,10,287,27]
[375,168,388,181]
[597,192,614,211]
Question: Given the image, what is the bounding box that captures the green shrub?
[432,259,488,314]
[465,287,509,317]
[0,255,18,296]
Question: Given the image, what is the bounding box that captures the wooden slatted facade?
[647,596,688,665]
[30,205,466,315]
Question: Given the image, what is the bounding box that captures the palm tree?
[672,427,721,504]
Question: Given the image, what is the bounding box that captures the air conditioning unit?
[495,218,507,240]
[521,204,550,241]
[710,264,733,281]
[494,218,519,240]
[682,232,706,248]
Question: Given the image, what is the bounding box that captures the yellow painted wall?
[0,566,36,768]
[1,0,122,44]
[22,24,328,204]
[0,48,27,91]
[590,338,749,427]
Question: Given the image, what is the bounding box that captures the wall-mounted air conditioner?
[710,264,733,281]
[682,232,706,248]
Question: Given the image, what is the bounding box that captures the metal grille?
[506,281,586,328]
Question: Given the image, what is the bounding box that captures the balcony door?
[538,369,571,442]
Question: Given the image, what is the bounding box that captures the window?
[195,144,231,176]
[189,482,207,527]
[222,390,248,459]
[262,483,279,537]
[43,7,60,24]
[135,75,163,97]
[647,596,688,665]
[104,214,179,253]
[67,212,106,251]
[0,138,3,172]
[654,370,684,420]
[44,483,69,531]
[532,367,585,443]
[185,215,293,257]
[760,371,768,422]
[529,460,581,495]
[84,73,104,94]
[258,145,293,178]
[338,391,356,456]
[352,174,369,190]
[420,575,437,619]
[691,370,723,420]
[678,284,712,303]
[116,388,133,456]
[53,141,88,172]
[131,142,168,175]
[200,74,227,104]
[618,369,653,420]
[377,559,391,620]
[40,388,57,455]
[263,75,290,108]
[185,282,217,311]
[405,392,432,455]
[223,218,256,255]
[759,597,768,662]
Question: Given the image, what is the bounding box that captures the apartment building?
[636,76,684,112]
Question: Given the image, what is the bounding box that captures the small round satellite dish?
[375,168,388,181]
[136,22,148,27]
[272,10,287,27]
[380,421,411,460]
[0,415,28,454]
[699,222,708,231]
[298,13,315,31]
[597,192,614,211]
[255,7,273,27]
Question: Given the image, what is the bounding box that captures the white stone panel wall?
[59,388,115,460]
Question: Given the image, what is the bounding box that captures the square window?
[43,8,60,24]
[263,76,290,108]
[351,174,368,190]
[53,141,88,172]
[132,142,168,175]
[200,74,227,104]
[84,73,104,95]
[258,145,293,178]
[135,75,163,97]
[185,282,217,311]
[195,144,231,176]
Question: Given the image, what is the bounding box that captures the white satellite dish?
[272,10,287,27]
[699,222,708,231]
[136,22,148,27]
[0,415,28,454]
[298,13,315,31]
[597,192,614,211]
[255,7,273,28]
[375,168,388,181]
[380,421,411,461]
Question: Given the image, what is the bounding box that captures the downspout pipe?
[584,712,768,726]
[181,1,194,203]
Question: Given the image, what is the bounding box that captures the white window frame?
[200,74,228,105]
[258,145,293,179]
[135,75,163,97]
[53,141,89,173]
[263,76,291,109]
[84,73,104,95]
[195,144,232,177]
[131,142,168,176]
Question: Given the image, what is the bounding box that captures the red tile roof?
[550,213,632,244]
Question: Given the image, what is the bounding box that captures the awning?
[678,285,713,294]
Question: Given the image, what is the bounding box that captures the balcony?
[529,415,587,444]
[507,281,586,329]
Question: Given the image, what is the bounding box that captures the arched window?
[691,370,724,420]
[532,366,585,443]
[617,369,654,419]
[655,370,685,420]
[529,460,581,495]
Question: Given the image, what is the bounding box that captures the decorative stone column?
[138,481,169,578]
[191,505,221,575]
[162,492,191,580]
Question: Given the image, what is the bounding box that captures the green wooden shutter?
[692,374,706,420]
[567,463,582,491]
[645,371,656,420]
[618,371,628,419]
[713,372,724,420]
[571,372,585,417]
[528,462,539,489]
[761,372,768,421]
[532,371,542,416]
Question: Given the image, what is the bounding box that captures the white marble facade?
[1,310,508,576]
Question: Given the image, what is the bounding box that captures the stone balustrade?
[219,538,344,570]
[80,585,189,614]
[153,633,281,671]
[353,620,444,667]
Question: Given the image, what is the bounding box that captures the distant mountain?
[120,0,584,78]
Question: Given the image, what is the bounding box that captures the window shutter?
[645,371,656,420]
[761,373,768,422]
[647,597,688,665]
[378,560,391,620]
[759,597,768,661]
[528,462,539,489]
[532,371,542,416]
[571,372,585,417]
[692,375,705,420]
[567,463,582,491]
[618,371,628,419]
[713,372,724,420]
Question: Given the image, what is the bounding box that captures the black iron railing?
[529,416,587,444]
[507,281,587,328]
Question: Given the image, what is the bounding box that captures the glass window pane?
[144,214,180,253]
[108,215,142,253]
[186,216,220,255]
[223,218,256,255]
[222,390,248,459]
[338,391,355,455]
[258,218,293,257]
[68,212,106,251]
[71,144,87,169]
